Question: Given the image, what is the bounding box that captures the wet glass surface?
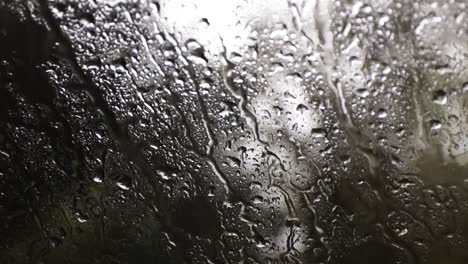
[1,0,468,263]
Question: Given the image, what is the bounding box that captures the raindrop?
[296,104,309,113]
[251,196,264,205]
[432,90,447,105]
[311,128,327,138]
[377,108,388,118]
[462,82,468,93]
[356,88,370,97]
[116,175,132,190]
[430,120,442,130]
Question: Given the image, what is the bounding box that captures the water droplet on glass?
[432,90,447,105]
[462,82,468,93]
[430,120,442,130]
[377,108,388,118]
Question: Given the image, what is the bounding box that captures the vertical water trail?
[312,1,418,263]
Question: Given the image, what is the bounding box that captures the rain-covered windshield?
[1,0,468,263]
